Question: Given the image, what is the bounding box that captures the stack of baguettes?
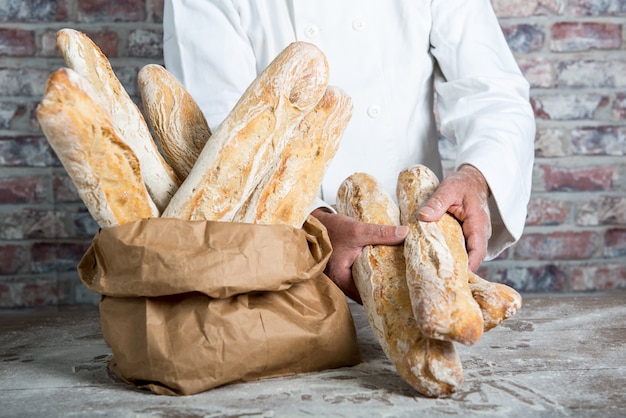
[36,29,522,399]
[37,28,352,229]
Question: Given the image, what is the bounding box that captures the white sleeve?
[163,0,257,130]
[430,0,536,258]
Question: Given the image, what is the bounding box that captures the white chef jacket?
[163,0,536,259]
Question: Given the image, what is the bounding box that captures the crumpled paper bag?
[78,216,361,396]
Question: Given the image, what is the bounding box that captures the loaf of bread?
[36,68,159,227]
[56,28,180,212]
[336,172,463,398]
[234,86,352,227]
[397,165,484,346]
[138,64,211,180]
[163,42,329,222]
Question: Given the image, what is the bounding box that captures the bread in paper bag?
[78,216,360,395]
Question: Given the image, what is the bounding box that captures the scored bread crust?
[397,165,484,346]
[234,86,353,228]
[396,164,522,333]
[162,42,330,222]
[36,68,159,227]
[138,64,211,180]
[336,173,463,398]
[56,28,180,212]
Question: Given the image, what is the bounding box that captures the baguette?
[336,172,463,398]
[468,271,522,332]
[56,28,180,212]
[234,86,352,227]
[397,165,484,346]
[163,42,329,221]
[36,68,159,227]
[138,64,211,180]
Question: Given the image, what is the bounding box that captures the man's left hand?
[417,164,491,271]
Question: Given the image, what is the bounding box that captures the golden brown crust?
[56,28,180,212]
[138,64,211,180]
[397,165,484,346]
[468,271,522,331]
[36,68,158,227]
[337,173,463,398]
[162,42,329,221]
[234,86,352,227]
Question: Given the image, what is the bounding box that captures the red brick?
[577,196,626,226]
[491,0,565,18]
[570,126,625,156]
[531,93,608,120]
[517,57,553,89]
[569,263,626,291]
[31,242,90,274]
[502,24,545,53]
[551,22,622,52]
[15,278,58,308]
[0,176,47,204]
[0,29,35,56]
[77,0,147,23]
[540,164,616,191]
[526,197,569,226]
[605,228,626,257]
[0,245,27,275]
[515,231,599,260]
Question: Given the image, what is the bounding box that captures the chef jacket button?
[304,24,319,39]
[352,18,366,31]
[367,105,381,119]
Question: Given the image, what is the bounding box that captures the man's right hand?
[311,208,409,304]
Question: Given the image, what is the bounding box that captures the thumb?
[360,223,409,246]
[418,194,449,222]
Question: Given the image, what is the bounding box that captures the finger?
[355,222,409,247]
[462,215,491,271]
[418,190,454,222]
[325,258,362,304]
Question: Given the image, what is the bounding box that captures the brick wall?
[0,1,624,308]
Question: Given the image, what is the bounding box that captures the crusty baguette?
[56,28,180,212]
[234,86,352,227]
[138,64,211,180]
[397,165,484,346]
[336,172,463,398]
[162,42,329,221]
[36,68,159,227]
[468,271,522,331]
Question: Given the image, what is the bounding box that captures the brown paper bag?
[78,216,360,396]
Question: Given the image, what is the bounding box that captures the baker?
[163,0,536,302]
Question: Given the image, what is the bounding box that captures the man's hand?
[417,164,491,271]
[311,208,409,304]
